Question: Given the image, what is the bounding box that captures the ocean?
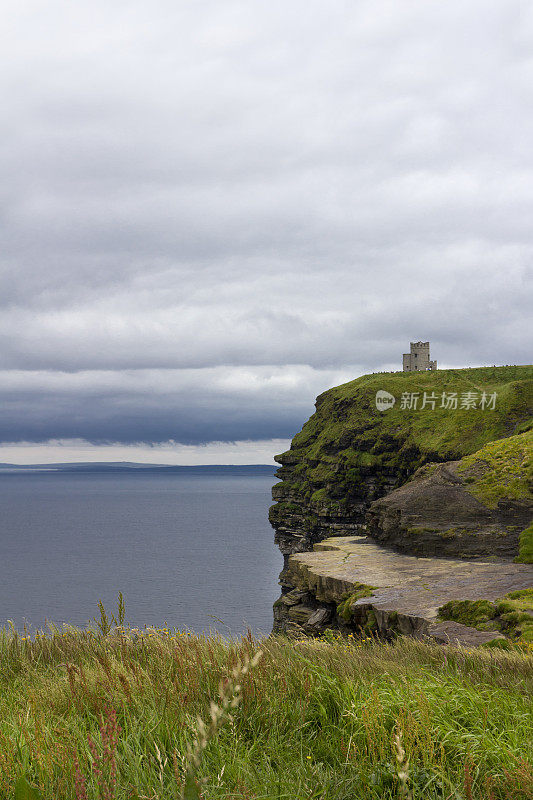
[0,471,281,636]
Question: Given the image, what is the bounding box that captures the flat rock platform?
[286,536,533,646]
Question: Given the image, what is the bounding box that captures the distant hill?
[0,462,277,475]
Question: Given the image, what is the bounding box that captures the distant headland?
[0,462,277,475]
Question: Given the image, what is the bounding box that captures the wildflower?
[73,754,88,800]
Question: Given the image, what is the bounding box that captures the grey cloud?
[0,0,531,445]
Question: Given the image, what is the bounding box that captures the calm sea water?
[0,473,281,636]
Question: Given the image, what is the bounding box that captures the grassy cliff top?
[275,365,533,499]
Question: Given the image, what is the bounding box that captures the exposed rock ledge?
[274,536,533,647]
[366,431,532,558]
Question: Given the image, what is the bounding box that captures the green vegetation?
[457,430,533,508]
[438,588,533,644]
[516,521,533,564]
[438,600,498,629]
[1,616,533,799]
[336,584,375,620]
[311,487,328,503]
[273,366,533,512]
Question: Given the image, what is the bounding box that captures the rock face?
[270,366,533,640]
[367,446,532,558]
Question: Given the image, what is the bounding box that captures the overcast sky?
[1,0,532,464]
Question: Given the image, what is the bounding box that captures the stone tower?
[403,341,437,371]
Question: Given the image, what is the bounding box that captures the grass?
[1,610,533,799]
[457,430,532,508]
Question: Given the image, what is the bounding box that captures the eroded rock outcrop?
[367,431,532,558]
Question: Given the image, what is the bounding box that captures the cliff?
[270,365,533,640]
[367,430,532,558]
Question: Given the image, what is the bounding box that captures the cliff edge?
[270,365,533,641]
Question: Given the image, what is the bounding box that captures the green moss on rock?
[336,584,375,621]
[516,521,533,564]
[438,599,497,628]
[439,589,533,644]
[311,488,327,503]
